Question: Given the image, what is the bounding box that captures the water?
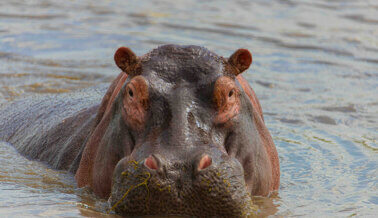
[0,0,377,216]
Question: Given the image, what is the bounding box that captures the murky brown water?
[0,0,377,217]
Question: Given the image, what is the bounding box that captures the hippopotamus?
[0,45,279,217]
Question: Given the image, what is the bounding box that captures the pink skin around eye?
[213,76,240,124]
[121,76,149,131]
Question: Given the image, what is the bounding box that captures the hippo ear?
[114,47,140,74]
[228,49,252,75]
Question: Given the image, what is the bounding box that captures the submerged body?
[0,45,279,217]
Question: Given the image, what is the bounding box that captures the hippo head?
[75,45,279,217]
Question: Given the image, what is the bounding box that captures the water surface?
[0,0,377,217]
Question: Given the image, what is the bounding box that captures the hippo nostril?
[144,155,158,170]
[198,154,212,170]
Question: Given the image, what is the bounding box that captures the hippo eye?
[213,76,240,124]
[128,89,134,97]
[228,90,234,97]
[122,75,149,130]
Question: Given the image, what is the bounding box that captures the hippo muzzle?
[109,147,254,216]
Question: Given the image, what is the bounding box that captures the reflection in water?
[0,0,377,217]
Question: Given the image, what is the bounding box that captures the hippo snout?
[109,149,255,217]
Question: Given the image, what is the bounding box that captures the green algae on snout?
[108,171,151,213]
[109,162,258,217]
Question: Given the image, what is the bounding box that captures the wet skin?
[0,45,279,217]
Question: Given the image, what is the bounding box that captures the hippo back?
[0,84,108,172]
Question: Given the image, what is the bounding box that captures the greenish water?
[0,0,377,217]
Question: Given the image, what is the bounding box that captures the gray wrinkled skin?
[0,85,107,172]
